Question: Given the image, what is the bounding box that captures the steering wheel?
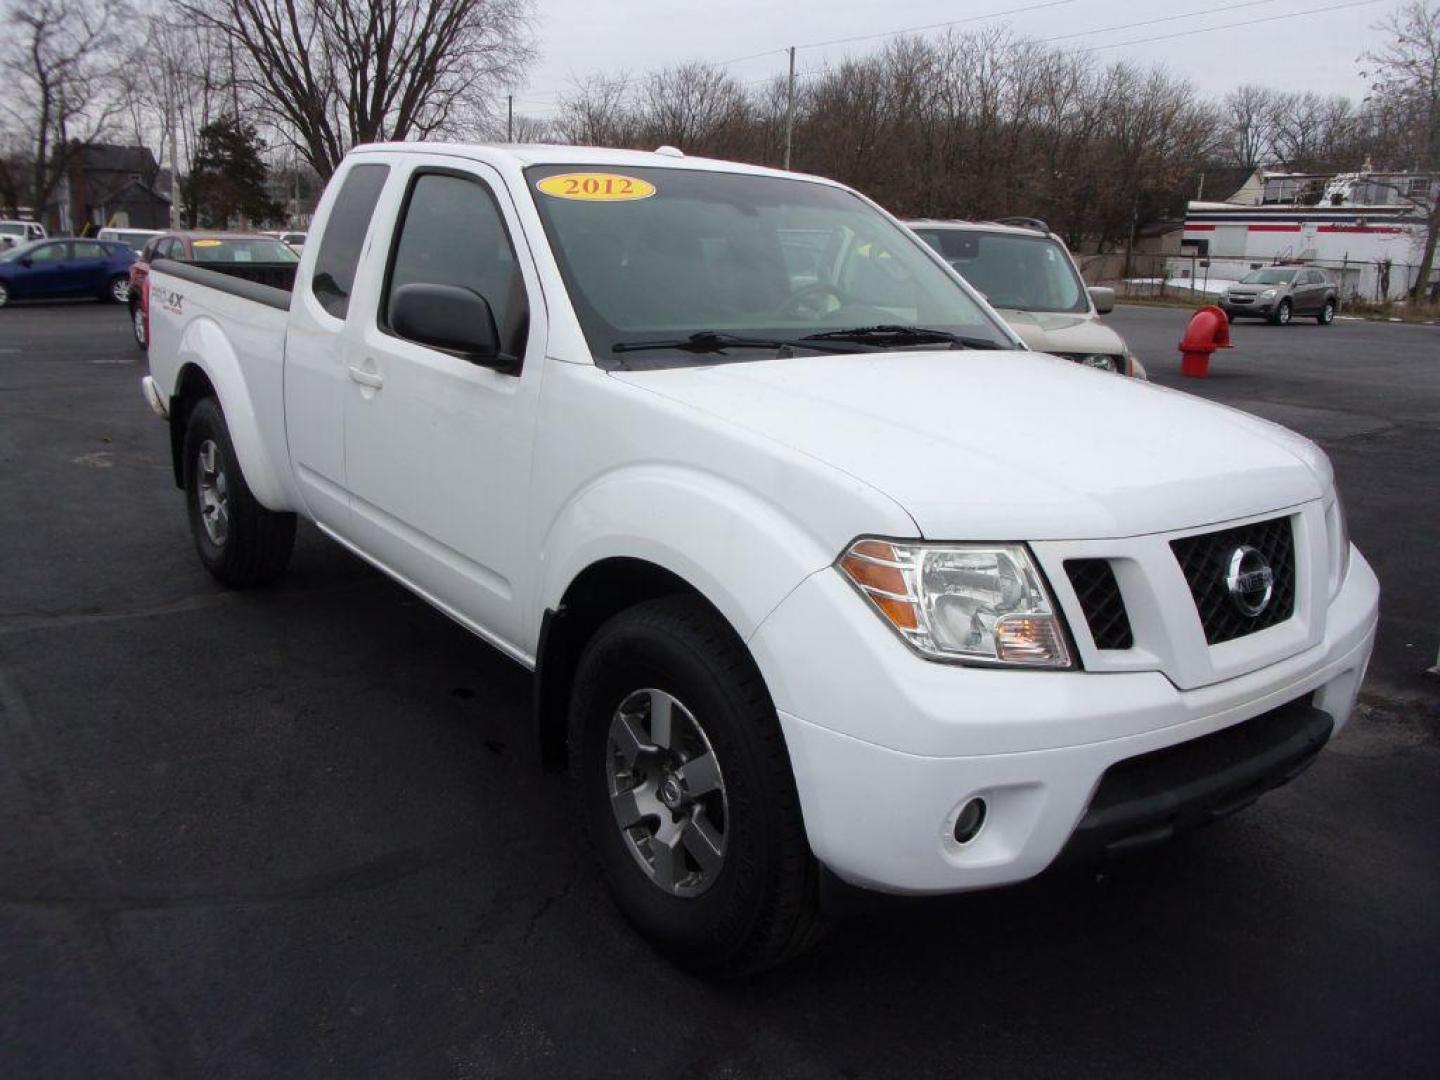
[777,282,850,321]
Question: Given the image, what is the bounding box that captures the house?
[51,143,172,233]
[1180,167,1438,300]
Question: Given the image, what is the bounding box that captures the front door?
[341,159,547,655]
[19,241,72,298]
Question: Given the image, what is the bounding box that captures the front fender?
[536,463,900,647]
[172,317,293,512]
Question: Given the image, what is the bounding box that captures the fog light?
[952,798,987,844]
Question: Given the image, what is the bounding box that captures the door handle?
[347,365,384,389]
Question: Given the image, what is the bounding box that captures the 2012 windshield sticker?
[536,173,656,202]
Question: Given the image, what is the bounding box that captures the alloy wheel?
[605,688,728,897]
[196,439,230,546]
[110,277,130,303]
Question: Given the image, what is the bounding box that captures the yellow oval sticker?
[536,173,656,202]
[192,239,223,247]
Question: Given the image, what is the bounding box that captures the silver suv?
[1219,266,1338,325]
[908,218,1143,377]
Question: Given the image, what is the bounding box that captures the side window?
[30,243,69,263]
[383,171,528,361]
[311,162,389,319]
[73,241,106,259]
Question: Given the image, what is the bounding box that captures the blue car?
[0,238,137,307]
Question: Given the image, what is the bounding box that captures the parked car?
[1220,266,1338,325]
[909,218,1144,377]
[0,219,47,250]
[139,144,1377,975]
[0,238,135,307]
[98,226,164,252]
[268,229,307,249]
[129,231,301,348]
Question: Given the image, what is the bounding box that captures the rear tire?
[569,595,825,976]
[105,274,129,304]
[0,281,8,307]
[130,301,147,350]
[1269,298,1292,325]
[182,397,295,587]
[1317,298,1335,325]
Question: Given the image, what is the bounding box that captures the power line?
[1075,0,1385,53]
[1038,0,1282,44]
[793,0,1078,52]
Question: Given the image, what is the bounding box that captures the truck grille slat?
[1065,558,1133,650]
[1170,517,1296,645]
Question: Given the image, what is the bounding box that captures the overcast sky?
[510,0,1394,120]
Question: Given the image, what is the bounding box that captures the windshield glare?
[524,166,1012,361]
[1241,268,1297,285]
[914,228,1087,313]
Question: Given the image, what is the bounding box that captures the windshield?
[524,165,1012,363]
[0,223,26,236]
[0,240,40,262]
[913,228,1087,313]
[190,238,300,264]
[1241,268,1297,285]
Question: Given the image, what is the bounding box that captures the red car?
[129,231,300,349]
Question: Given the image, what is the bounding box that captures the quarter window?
[311,162,389,319]
[383,171,528,362]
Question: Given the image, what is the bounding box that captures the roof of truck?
[351,142,823,184]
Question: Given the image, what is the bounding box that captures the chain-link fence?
[1076,251,1438,305]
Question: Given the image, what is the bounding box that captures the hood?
[997,308,1127,357]
[613,350,1327,541]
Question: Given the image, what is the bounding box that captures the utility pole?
[783,46,796,171]
[507,95,514,142]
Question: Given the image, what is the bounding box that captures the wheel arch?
[164,320,293,510]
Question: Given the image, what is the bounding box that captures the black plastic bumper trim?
[1060,697,1333,862]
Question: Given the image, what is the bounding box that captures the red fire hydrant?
[1178,305,1232,377]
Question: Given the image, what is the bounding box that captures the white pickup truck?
[141,144,1379,975]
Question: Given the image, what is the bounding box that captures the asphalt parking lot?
[2,301,1437,1079]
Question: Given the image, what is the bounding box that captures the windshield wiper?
[612,331,866,356]
[801,325,1007,350]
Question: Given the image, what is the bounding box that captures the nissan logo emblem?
[1225,545,1275,617]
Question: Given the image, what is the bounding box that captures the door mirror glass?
[390,283,505,366]
[1088,286,1115,314]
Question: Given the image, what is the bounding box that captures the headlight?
[1260,288,1278,299]
[1080,354,1121,372]
[837,539,1072,667]
[1325,488,1350,599]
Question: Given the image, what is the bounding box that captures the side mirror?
[390,283,511,370]
[1088,286,1115,314]
[18,256,32,268]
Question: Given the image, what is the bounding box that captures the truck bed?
[151,257,297,303]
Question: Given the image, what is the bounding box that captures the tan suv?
[908,218,1144,378]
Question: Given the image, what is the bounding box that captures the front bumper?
[748,548,1378,894]
[1220,297,1273,316]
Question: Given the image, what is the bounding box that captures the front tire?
[0,281,9,308]
[570,595,824,976]
[131,301,147,350]
[1270,298,1292,325]
[1317,298,1335,325]
[182,397,295,587]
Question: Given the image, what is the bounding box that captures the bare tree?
[1363,1,1440,298]
[0,0,131,222]
[176,0,536,178]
